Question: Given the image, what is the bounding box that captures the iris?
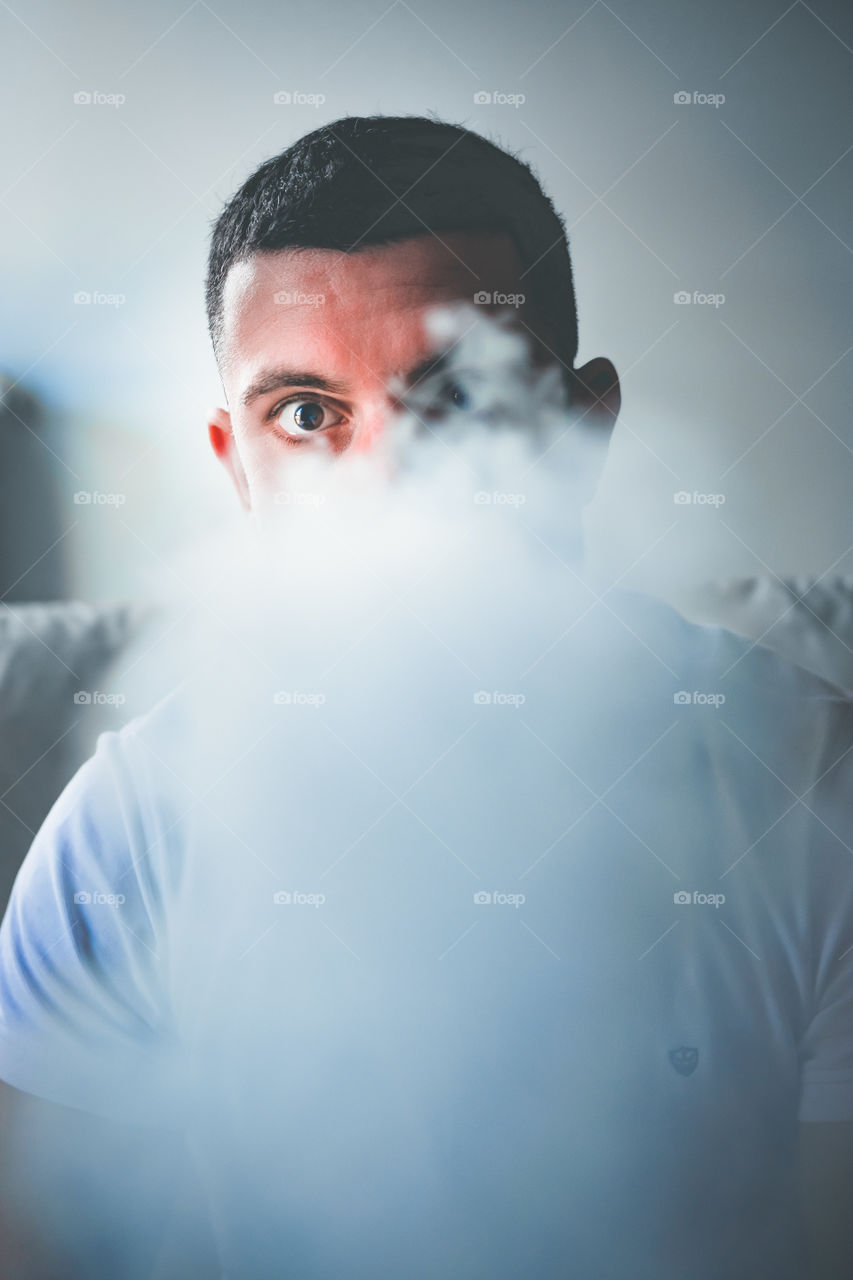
[293,402,325,430]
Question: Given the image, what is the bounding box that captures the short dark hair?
[205,114,578,370]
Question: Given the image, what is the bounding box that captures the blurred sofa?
[674,575,853,695]
[0,601,144,909]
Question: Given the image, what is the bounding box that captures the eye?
[448,381,471,410]
[417,374,479,420]
[272,397,347,438]
[404,375,476,423]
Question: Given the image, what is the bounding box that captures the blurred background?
[0,0,852,601]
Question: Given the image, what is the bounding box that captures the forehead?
[219,230,526,398]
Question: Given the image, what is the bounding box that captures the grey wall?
[1,0,851,599]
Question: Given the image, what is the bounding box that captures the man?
[0,115,851,1279]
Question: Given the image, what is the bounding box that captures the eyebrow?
[241,370,350,408]
[240,352,451,409]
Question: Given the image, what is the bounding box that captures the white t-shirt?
[1,586,852,1280]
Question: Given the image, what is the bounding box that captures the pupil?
[295,402,324,430]
[450,383,470,410]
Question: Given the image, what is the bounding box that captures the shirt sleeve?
[0,723,178,1123]
[798,696,853,1123]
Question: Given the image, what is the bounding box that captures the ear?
[208,406,251,512]
[571,357,620,430]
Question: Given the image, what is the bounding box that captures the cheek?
[243,437,294,512]
[228,416,281,498]
[237,420,356,504]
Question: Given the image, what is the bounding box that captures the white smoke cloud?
[9,305,739,1278]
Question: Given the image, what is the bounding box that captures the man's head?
[204,114,619,510]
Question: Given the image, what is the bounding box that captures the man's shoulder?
[11,685,194,914]
[601,586,853,813]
